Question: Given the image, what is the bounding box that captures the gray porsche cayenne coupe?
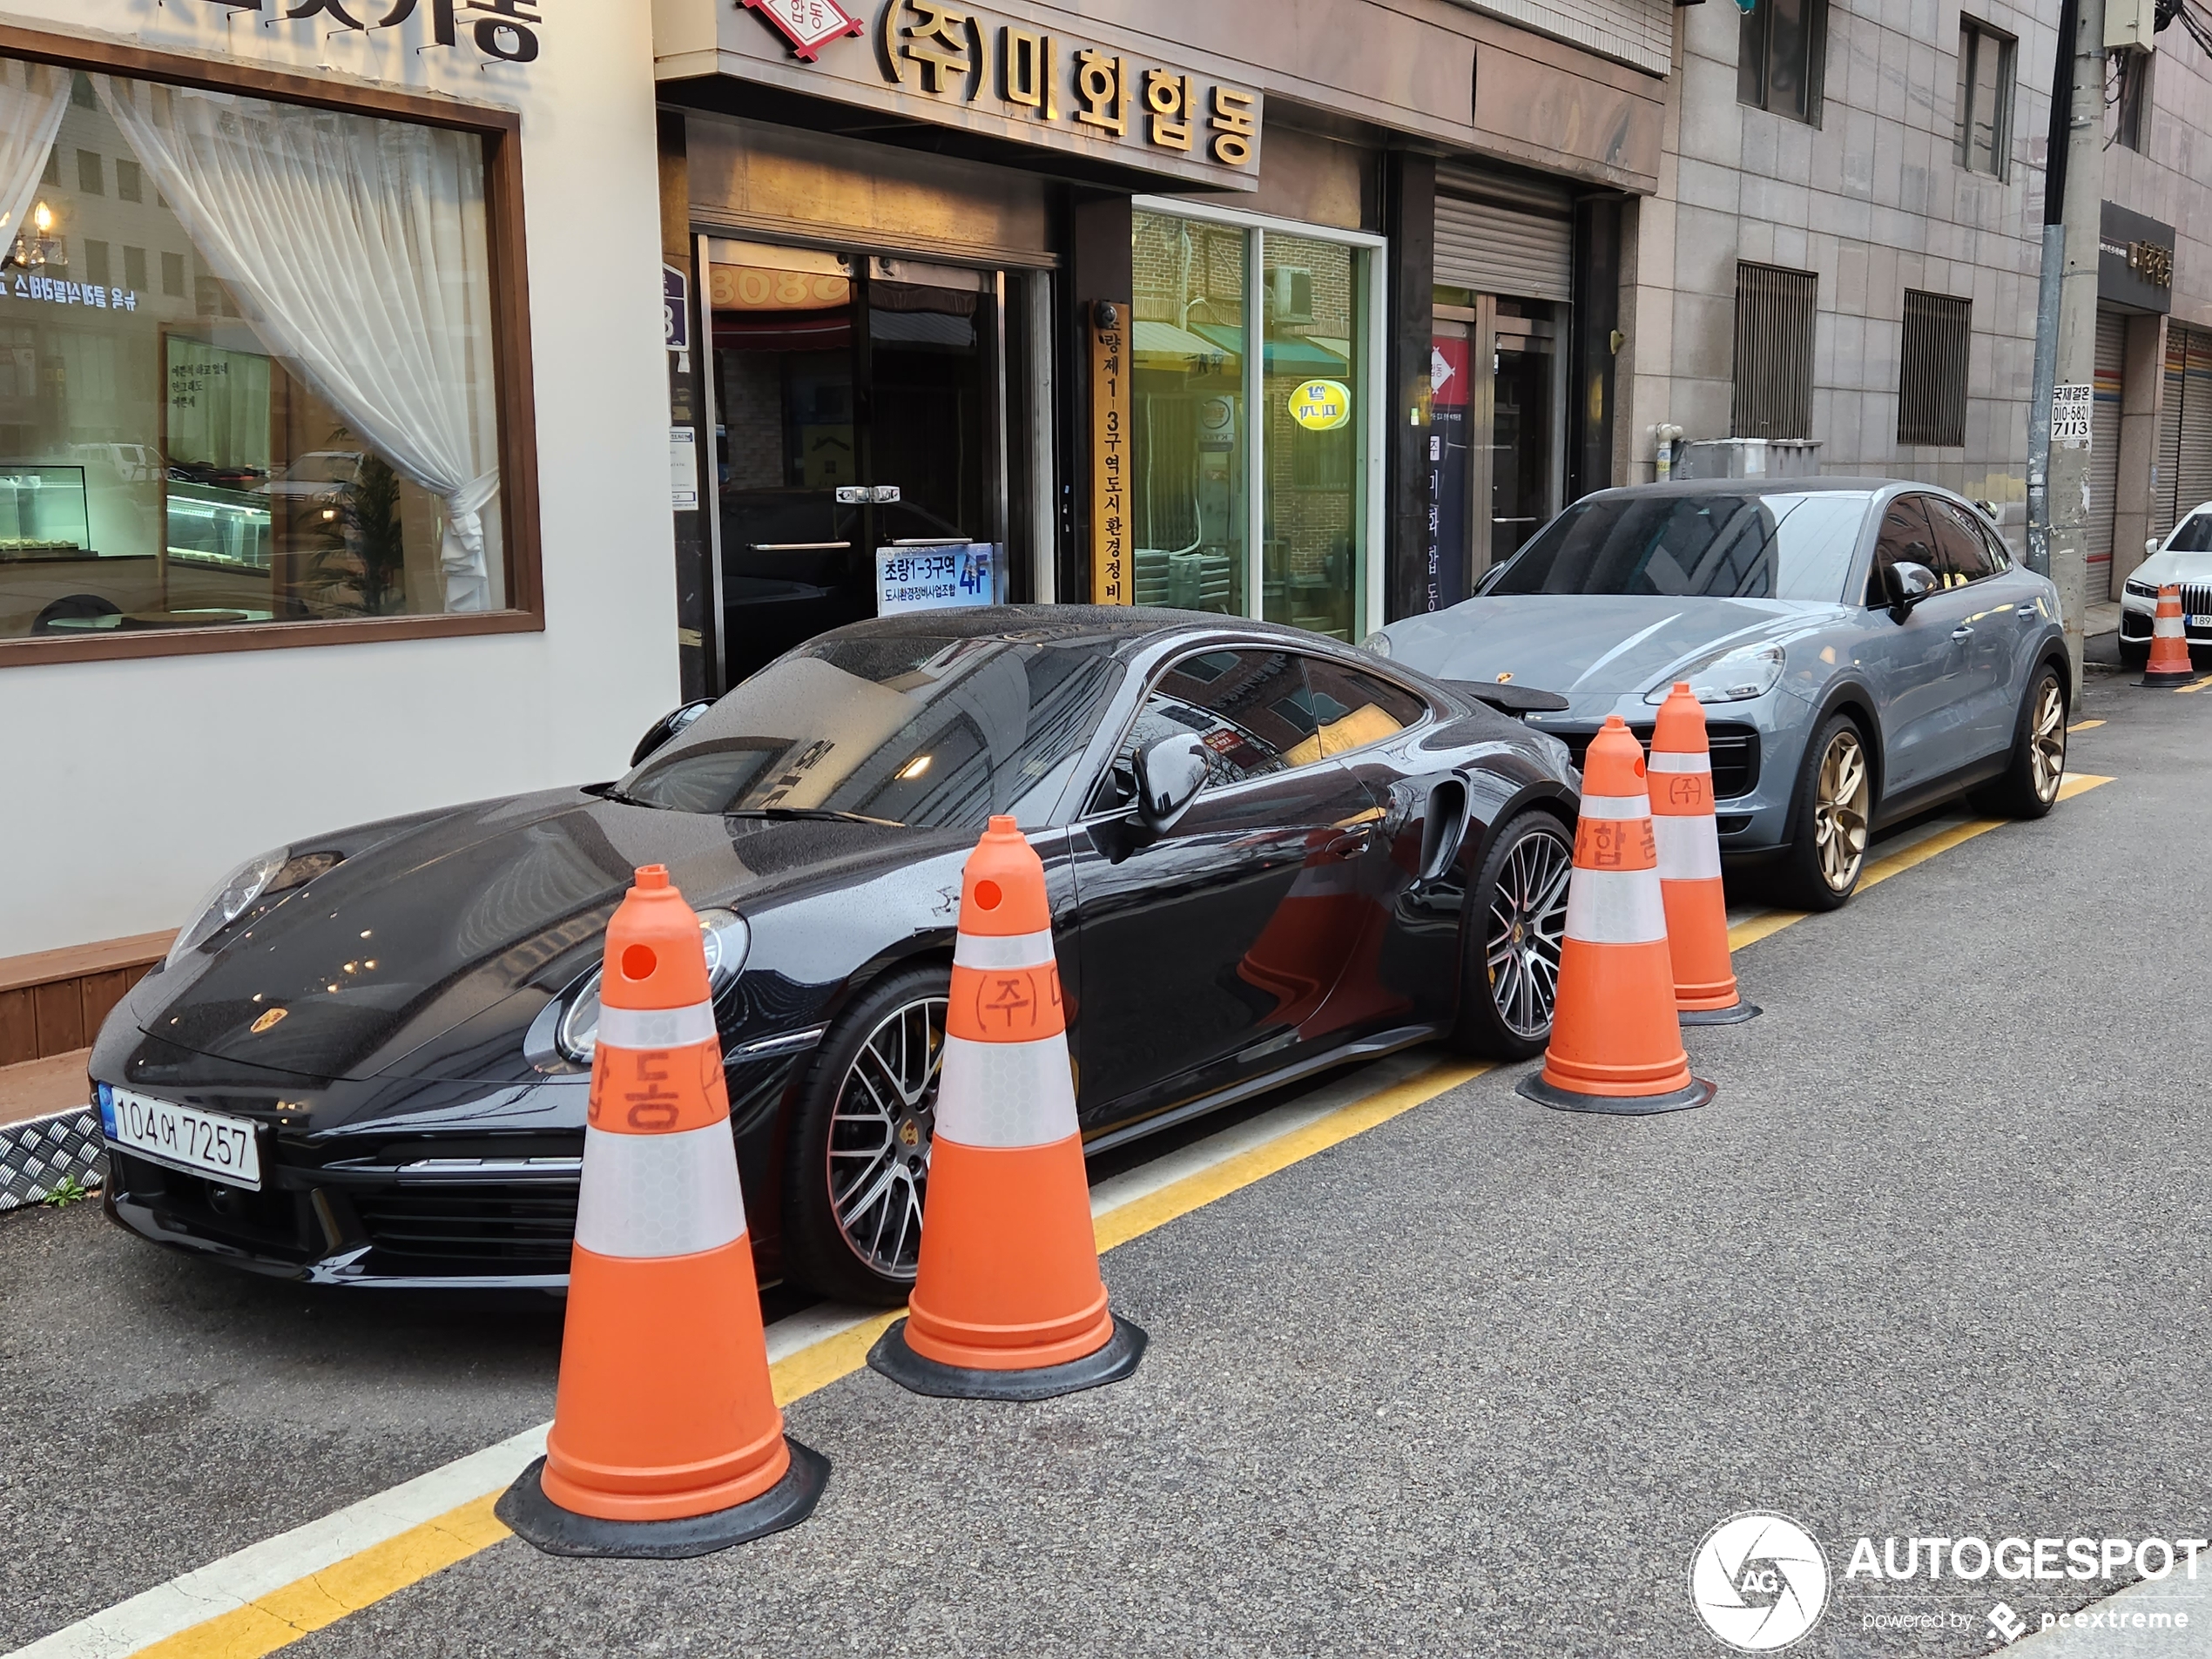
[1366,479,2074,909]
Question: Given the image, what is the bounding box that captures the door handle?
[1325,826,1374,860]
[1951,626,1974,641]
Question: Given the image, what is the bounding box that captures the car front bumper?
[1520,691,1813,856]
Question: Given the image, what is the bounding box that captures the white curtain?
[0,62,67,257]
[96,76,502,610]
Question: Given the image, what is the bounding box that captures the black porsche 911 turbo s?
[91,607,1581,1304]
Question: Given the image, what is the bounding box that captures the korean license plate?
[100,1085,262,1189]
[2188,614,2212,629]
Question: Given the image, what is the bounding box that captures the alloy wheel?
[1486,828,1572,1040]
[1813,729,1871,892]
[2028,678,2067,803]
[826,995,945,1281]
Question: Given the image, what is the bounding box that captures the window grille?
[1731,263,1817,441]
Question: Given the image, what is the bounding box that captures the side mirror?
[630,699,711,766]
[2148,536,2162,556]
[1132,733,1208,834]
[1882,560,1939,616]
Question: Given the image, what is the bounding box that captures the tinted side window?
[1298,658,1429,757]
[1924,497,2001,585]
[1096,649,1320,809]
[1864,496,1938,605]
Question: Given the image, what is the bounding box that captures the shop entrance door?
[704,239,1006,685]
[1429,296,1564,603]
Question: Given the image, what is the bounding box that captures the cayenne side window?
[1864,496,1939,605]
[1923,497,2002,586]
[1298,658,1430,758]
[1096,648,1322,810]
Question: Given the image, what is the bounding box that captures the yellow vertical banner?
[1089,301,1131,604]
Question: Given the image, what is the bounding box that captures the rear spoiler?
[1445,680,1570,718]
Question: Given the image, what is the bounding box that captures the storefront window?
[0,59,506,643]
[1130,209,1246,616]
[1130,205,1375,641]
[1261,233,1363,640]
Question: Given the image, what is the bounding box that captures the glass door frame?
[1435,294,1570,590]
[1130,196,1388,642]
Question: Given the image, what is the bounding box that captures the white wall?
[0,2,679,956]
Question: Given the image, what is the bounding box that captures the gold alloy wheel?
[2028,677,2067,803]
[1812,728,1871,892]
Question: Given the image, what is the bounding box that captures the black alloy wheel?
[1452,810,1574,1060]
[1971,664,2067,819]
[782,962,948,1305]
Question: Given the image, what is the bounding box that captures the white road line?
[7,1425,550,1659]
[6,1045,1446,1659]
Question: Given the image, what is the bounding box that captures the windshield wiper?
[586,782,658,808]
[725,806,905,827]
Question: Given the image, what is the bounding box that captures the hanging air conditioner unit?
[1265,266,1314,324]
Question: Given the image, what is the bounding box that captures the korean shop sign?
[191,0,544,64]
[721,0,1264,190]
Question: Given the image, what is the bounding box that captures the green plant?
[42,1175,90,1208]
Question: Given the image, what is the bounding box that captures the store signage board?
[1287,379,1351,432]
[165,0,544,65]
[2051,383,2093,449]
[877,543,997,614]
[712,0,1263,192]
[1089,304,1130,604]
[742,0,866,58]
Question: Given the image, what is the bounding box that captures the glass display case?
[0,466,91,557]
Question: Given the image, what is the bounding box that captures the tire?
[1778,713,1873,911]
[1450,809,1575,1060]
[1970,663,2067,819]
[780,962,949,1305]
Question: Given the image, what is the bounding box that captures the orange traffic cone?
[1517,716,1716,1115]
[1651,685,1759,1026]
[868,816,1145,1399]
[2141,583,2196,687]
[498,866,826,1557]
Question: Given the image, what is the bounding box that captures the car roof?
[1576,477,1912,502]
[812,604,1381,664]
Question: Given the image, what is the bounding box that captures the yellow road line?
[2176,674,2212,694]
[1724,773,2115,952]
[134,1495,507,1659]
[123,1060,1487,1659]
[2067,718,2104,732]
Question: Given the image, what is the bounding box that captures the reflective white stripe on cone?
[1647,752,1710,774]
[575,1121,746,1258]
[1563,867,1669,945]
[1579,792,1653,820]
[1652,816,1723,881]
[954,929,1057,971]
[596,1001,718,1050]
[934,1034,1079,1149]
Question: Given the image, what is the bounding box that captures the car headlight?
[555,907,750,1065]
[2123,578,2159,600]
[1360,629,1393,658]
[167,848,291,967]
[1645,641,1786,705]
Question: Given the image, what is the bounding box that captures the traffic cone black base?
[867,1314,1148,1401]
[495,1441,830,1561]
[1679,999,1762,1026]
[2140,666,2195,688]
[1515,1071,1716,1116]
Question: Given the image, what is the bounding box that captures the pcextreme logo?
[1689,1512,1831,1652]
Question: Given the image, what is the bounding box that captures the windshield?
[617,634,1123,827]
[1489,492,1872,601]
[2168,511,2212,553]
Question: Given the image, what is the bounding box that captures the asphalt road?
[4,655,2207,1658]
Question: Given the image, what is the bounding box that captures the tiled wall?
[1624,0,2057,511]
[1442,0,1675,75]
[2103,35,2212,331]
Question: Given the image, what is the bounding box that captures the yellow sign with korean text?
[1090,305,1131,604]
[1288,379,1352,432]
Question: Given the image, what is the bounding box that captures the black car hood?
[145,788,950,1083]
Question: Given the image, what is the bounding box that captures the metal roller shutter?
[2087,311,2125,567]
[2155,327,2187,537]
[2178,326,2212,524]
[1434,165,1572,302]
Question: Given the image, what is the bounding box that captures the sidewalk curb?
[0,1106,106,1212]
